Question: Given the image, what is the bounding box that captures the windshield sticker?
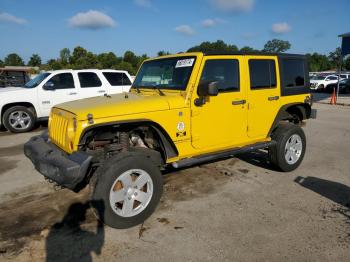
[175,58,195,68]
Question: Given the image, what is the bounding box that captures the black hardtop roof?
[203,51,305,57]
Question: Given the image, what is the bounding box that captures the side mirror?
[43,81,55,90]
[195,81,219,106]
[197,81,219,97]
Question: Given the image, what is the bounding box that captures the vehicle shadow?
[236,149,276,171]
[294,176,350,219]
[311,91,331,102]
[45,200,105,262]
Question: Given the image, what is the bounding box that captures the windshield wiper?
[153,86,165,96]
[132,86,141,93]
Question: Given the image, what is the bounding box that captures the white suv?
[0,69,133,133]
[310,74,339,91]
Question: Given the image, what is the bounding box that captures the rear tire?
[90,153,163,229]
[269,123,306,172]
[3,106,36,133]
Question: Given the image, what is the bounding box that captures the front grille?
[49,111,69,149]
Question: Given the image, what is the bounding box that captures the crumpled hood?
[55,92,186,120]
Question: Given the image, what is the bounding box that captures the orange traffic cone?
[330,87,337,105]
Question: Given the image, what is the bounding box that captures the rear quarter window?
[103,72,131,86]
[279,56,310,96]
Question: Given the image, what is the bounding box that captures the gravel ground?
[0,103,349,262]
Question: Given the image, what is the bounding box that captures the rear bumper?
[24,133,92,191]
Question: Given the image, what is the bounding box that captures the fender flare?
[79,119,179,160]
[267,103,311,137]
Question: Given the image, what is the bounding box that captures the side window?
[199,59,239,92]
[103,72,132,86]
[78,72,102,88]
[249,59,277,89]
[328,76,337,81]
[281,59,305,87]
[47,73,74,89]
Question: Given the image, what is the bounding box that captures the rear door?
[38,72,78,116]
[102,71,132,94]
[246,56,281,138]
[77,72,106,99]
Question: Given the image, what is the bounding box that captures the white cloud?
[201,18,225,28]
[210,0,255,12]
[175,25,195,36]
[0,12,27,24]
[134,0,152,8]
[68,10,116,30]
[272,22,291,34]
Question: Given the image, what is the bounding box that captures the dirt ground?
[0,103,349,262]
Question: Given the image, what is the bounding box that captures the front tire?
[90,153,163,229]
[269,123,306,172]
[3,106,36,133]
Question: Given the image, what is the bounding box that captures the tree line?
[0,39,349,75]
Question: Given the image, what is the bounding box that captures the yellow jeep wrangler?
[24,52,316,228]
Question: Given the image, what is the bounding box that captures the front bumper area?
[24,134,92,191]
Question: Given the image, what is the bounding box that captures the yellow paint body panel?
[49,52,310,163]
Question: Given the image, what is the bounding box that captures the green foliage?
[28,54,42,67]
[46,59,63,70]
[157,51,171,56]
[240,46,259,52]
[343,57,350,70]
[113,61,135,74]
[262,39,291,53]
[4,53,24,66]
[123,51,139,66]
[187,40,238,53]
[2,40,345,75]
[328,47,341,69]
[64,46,97,69]
[97,52,119,69]
[59,48,71,65]
[306,53,331,72]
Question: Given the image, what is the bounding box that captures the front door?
[191,56,248,150]
[246,57,281,138]
[38,72,79,116]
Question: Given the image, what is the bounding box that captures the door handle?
[98,90,106,93]
[232,99,246,105]
[268,96,279,101]
[69,92,77,95]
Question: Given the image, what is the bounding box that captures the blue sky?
[0,0,349,63]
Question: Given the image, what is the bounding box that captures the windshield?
[132,57,196,91]
[24,72,51,88]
